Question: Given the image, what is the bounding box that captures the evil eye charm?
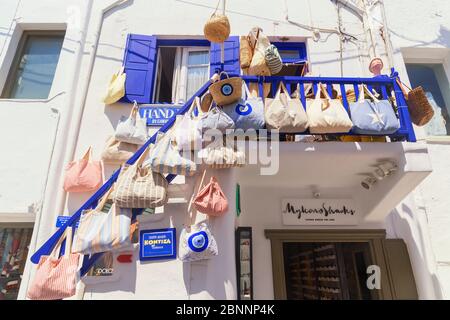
[188,231,209,253]
[236,103,252,116]
[221,84,234,96]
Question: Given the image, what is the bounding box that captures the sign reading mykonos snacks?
[282,199,358,225]
[139,228,176,261]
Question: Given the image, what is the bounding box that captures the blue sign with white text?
[56,216,79,228]
[139,105,181,126]
[139,228,177,261]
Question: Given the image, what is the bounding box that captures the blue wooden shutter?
[122,34,157,103]
[210,36,240,77]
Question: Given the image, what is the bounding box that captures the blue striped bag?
[72,186,132,255]
[144,132,197,176]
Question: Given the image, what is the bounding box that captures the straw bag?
[193,170,228,216]
[248,28,271,76]
[114,147,168,208]
[265,44,283,75]
[63,146,103,193]
[240,36,253,69]
[307,83,353,134]
[265,82,309,133]
[349,85,400,135]
[101,136,138,164]
[115,102,148,145]
[397,80,434,126]
[210,72,242,106]
[172,97,202,151]
[145,132,197,176]
[103,66,126,105]
[203,0,230,43]
[27,229,80,300]
[223,82,265,130]
[73,186,132,255]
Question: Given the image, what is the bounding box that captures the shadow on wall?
[387,204,444,299]
[392,26,450,52]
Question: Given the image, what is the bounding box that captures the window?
[1,31,65,99]
[405,63,450,136]
[0,226,33,300]
[273,42,308,77]
[154,47,210,104]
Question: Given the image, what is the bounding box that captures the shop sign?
[139,105,181,126]
[282,199,358,225]
[139,228,177,261]
[56,216,79,228]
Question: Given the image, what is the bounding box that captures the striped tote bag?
[145,133,197,176]
[27,229,80,300]
[264,44,283,75]
[72,186,132,255]
[114,147,169,209]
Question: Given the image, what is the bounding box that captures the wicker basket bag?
[209,72,242,106]
[397,79,434,126]
[204,1,230,43]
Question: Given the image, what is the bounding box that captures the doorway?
[283,242,376,300]
[265,229,418,300]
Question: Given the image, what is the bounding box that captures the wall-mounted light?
[361,174,378,190]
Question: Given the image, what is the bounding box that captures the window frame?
[153,39,211,104]
[1,30,66,99]
[272,42,308,64]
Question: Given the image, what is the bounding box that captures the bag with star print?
[223,82,265,131]
[349,85,400,135]
[307,83,353,134]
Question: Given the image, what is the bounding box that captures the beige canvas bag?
[114,147,168,208]
[306,83,353,134]
[101,136,138,164]
[264,82,309,133]
[248,28,271,76]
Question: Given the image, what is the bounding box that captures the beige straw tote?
[204,0,230,43]
[397,79,434,126]
[209,71,242,106]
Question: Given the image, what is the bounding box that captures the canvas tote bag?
[179,221,218,262]
[307,83,353,134]
[199,138,246,169]
[265,82,309,133]
[223,82,265,130]
[103,66,126,105]
[63,146,103,193]
[173,97,202,151]
[145,132,197,176]
[248,28,271,76]
[72,185,132,255]
[101,136,138,164]
[27,229,80,300]
[198,103,235,134]
[350,85,400,135]
[114,147,168,208]
[115,102,148,145]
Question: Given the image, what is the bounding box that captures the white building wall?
[0,0,448,300]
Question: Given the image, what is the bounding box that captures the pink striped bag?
[27,230,80,300]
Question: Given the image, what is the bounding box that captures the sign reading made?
[139,228,176,261]
[282,199,358,226]
[139,105,181,126]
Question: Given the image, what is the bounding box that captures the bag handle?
[278,82,292,101]
[118,66,125,76]
[186,168,207,228]
[188,96,201,116]
[219,71,230,80]
[80,146,93,162]
[358,84,380,103]
[95,184,115,211]
[396,78,411,98]
[49,227,72,259]
[130,101,139,119]
[315,83,331,110]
